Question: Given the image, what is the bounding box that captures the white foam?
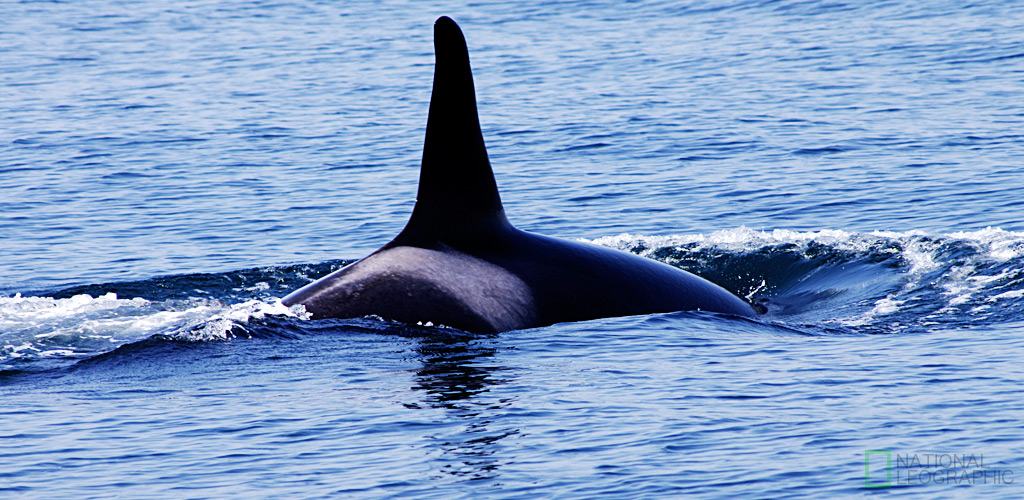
[1,292,306,360]
[948,227,1024,261]
[169,299,305,341]
[588,227,1024,262]
[993,289,1024,301]
[841,295,905,327]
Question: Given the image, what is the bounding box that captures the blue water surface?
[2,0,1024,498]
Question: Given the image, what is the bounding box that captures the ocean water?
[3,0,1024,498]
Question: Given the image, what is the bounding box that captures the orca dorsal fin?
[395,16,511,246]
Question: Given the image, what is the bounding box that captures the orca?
[282,16,759,332]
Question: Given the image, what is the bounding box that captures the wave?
[4,228,1023,369]
[590,227,1024,334]
[1,261,359,371]
[0,293,306,370]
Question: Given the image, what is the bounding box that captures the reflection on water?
[409,330,518,480]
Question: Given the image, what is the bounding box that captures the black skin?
[282,17,760,333]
